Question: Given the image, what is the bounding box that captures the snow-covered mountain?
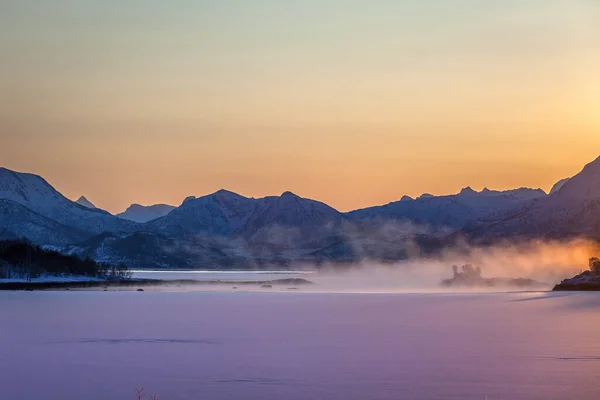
[147,190,353,244]
[464,156,600,241]
[76,190,358,267]
[75,196,96,209]
[0,168,139,243]
[63,231,245,269]
[117,203,176,223]
[0,199,87,245]
[550,178,570,195]
[348,186,546,230]
[147,190,258,237]
[240,191,355,248]
[3,156,600,268]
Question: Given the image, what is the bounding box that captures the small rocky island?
[553,257,600,291]
[441,264,547,290]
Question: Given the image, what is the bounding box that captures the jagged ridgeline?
[1,155,600,269]
[0,240,131,280]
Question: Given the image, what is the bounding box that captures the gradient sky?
[1,0,599,213]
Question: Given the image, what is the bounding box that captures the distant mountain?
[148,190,354,245]
[550,178,570,195]
[348,186,546,230]
[2,156,600,269]
[240,191,355,248]
[117,203,176,223]
[147,190,258,237]
[464,157,600,241]
[75,196,96,209]
[77,191,358,267]
[0,168,139,243]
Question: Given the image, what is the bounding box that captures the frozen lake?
[2,290,600,400]
[132,269,313,282]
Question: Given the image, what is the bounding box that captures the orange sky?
[1,1,598,213]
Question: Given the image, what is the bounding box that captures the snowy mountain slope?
[245,192,347,230]
[464,156,600,241]
[86,190,362,267]
[551,157,600,202]
[347,187,546,230]
[64,230,336,269]
[148,190,356,246]
[549,178,570,195]
[3,155,600,269]
[0,168,139,236]
[240,191,356,248]
[0,199,87,245]
[75,196,96,209]
[147,189,258,237]
[117,203,176,223]
[64,231,243,269]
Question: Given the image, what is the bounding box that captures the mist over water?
[306,238,597,293]
[133,238,597,294]
[2,240,599,400]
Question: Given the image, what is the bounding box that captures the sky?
[1,0,599,213]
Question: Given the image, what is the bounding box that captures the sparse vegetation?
[590,257,600,275]
[452,263,482,279]
[135,388,159,400]
[442,263,545,289]
[0,239,132,281]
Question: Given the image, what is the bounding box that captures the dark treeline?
[0,239,132,281]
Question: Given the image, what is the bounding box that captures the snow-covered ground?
[2,291,600,400]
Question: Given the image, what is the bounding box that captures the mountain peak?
[215,189,237,196]
[182,196,196,205]
[117,203,176,223]
[552,155,600,201]
[212,189,247,201]
[0,167,63,205]
[459,186,478,196]
[281,191,300,199]
[76,196,96,209]
[400,195,414,202]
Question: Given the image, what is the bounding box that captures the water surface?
[1,291,600,400]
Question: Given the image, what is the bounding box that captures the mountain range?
[1,156,599,269]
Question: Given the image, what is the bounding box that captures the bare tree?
[135,388,159,399]
[590,257,600,275]
[135,388,145,400]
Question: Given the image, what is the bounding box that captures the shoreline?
[552,270,600,291]
[0,277,314,291]
[552,283,600,291]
